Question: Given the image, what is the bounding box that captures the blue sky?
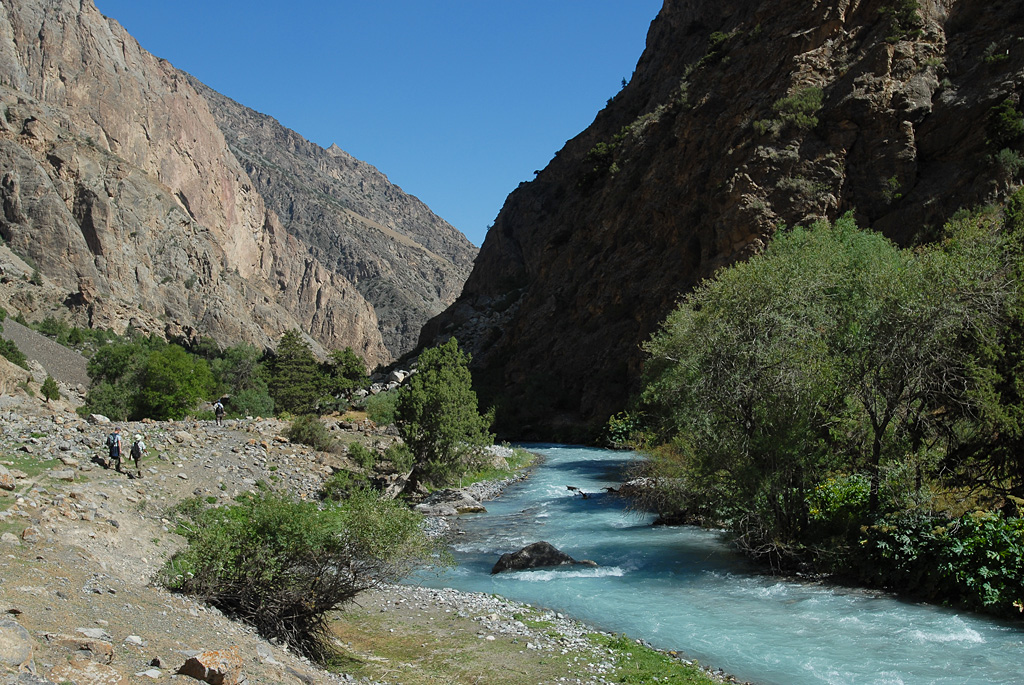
[92,1,662,247]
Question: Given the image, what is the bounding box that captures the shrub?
[363,389,399,425]
[987,99,1024,150]
[0,337,28,369]
[347,442,377,470]
[320,469,372,502]
[161,491,441,661]
[880,0,923,42]
[773,86,824,130]
[287,414,334,451]
[857,511,1024,617]
[41,375,59,402]
[383,442,414,473]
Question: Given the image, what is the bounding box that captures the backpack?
[106,432,117,448]
[130,441,142,459]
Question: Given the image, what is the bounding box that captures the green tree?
[81,340,152,419]
[268,330,323,415]
[320,347,368,412]
[160,490,440,662]
[641,214,1012,561]
[41,375,59,402]
[210,343,275,417]
[396,337,493,489]
[136,344,214,420]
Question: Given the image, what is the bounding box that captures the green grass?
[590,633,716,684]
[457,447,538,488]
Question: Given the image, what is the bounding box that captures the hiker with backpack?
[105,426,123,472]
[213,399,225,426]
[130,434,146,478]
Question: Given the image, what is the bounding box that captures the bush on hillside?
[363,389,399,425]
[0,337,28,370]
[161,491,441,661]
[287,414,334,451]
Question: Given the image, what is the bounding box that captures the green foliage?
[640,212,1015,562]
[986,98,1024,150]
[82,338,213,420]
[209,343,274,417]
[603,411,650,450]
[754,86,823,137]
[268,330,323,416]
[774,86,824,129]
[396,338,494,489]
[383,442,414,473]
[287,415,334,452]
[41,375,59,402]
[857,511,1024,617]
[880,0,923,42]
[320,348,369,413]
[807,473,871,540]
[136,345,214,420]
[160,491,440,661]
[363,389,400,425]
[347,442,377,470]
[0,337,28,369]
[320,469,372,501]
[589,633,715,684]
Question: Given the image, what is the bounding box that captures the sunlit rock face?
[421,0,1024,439]
[0,0,476,366]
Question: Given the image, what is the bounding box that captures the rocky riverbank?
[0,385,736,684]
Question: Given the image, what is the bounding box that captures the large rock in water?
[491,541,597,574]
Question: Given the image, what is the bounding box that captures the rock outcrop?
[0,0,474,367]
[421,0,1024,438]
[190,78,477,358]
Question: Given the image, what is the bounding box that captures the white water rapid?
[413,444,1024,684]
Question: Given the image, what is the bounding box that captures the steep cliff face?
[190,79,476,358]
[422,0,1024,438]
[0,0,472,368]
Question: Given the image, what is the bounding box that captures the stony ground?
[0,389,739,685]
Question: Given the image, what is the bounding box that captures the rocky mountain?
[421,0,1024,439]
[189,78,477,358]
[0,0,474,368]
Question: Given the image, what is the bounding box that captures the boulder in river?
[491,541,597,574]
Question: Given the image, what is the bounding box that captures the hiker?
[213,399,225,426]
[106,426,123,472]
[130,433,146,478]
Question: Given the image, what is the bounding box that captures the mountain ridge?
[0,0,475,366]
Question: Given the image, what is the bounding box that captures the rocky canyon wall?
[0,0,475,368]
[422,0,1024,438]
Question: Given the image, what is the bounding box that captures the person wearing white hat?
[130,434,146,478]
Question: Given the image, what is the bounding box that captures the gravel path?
[0,318,90,388]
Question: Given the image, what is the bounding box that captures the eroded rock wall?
[0,0,474,367]
[422,0,1024,438]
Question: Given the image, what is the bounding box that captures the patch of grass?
[458,447,537,488]
[330,603,583,684]
[3,454,62,480]
[590,633,716,684]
